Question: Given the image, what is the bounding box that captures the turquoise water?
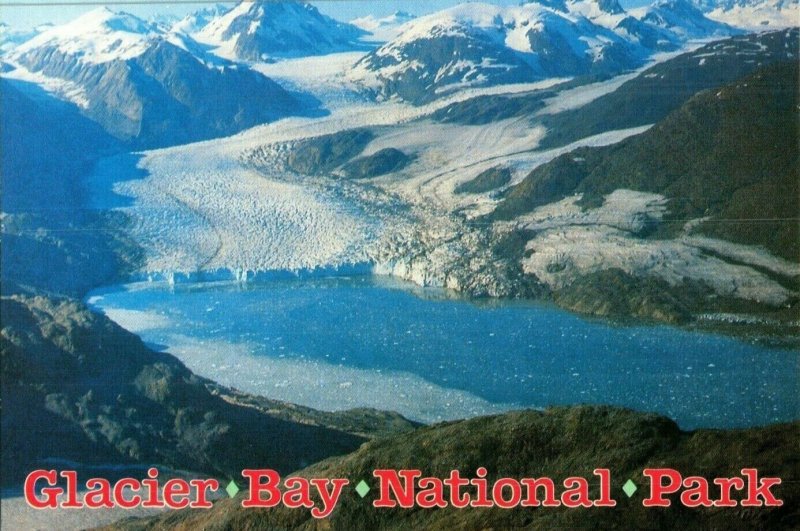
[87,276,798,429]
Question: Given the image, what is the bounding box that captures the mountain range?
[0,22,53,54]
[2,3,798,528]
[170,3,230,35]
[1,0,760,131]
[351,0,740,103]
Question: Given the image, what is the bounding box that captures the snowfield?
[251,52,370,109]
[517,191,798,305]
[13,7,157,64]
[706,1,800,30]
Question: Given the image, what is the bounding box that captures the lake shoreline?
[86,276,800,430]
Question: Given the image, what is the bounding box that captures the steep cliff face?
[9,7,317,148]
[13,39,308,148]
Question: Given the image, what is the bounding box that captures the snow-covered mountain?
[0,23,52,54]
[639,0,741,38]
[351,11,417,41]
[14,8,159,63]
[194,1,369,61]
[147,13,181,32]
[352,0,738,104]
[691,0,799,29]
[6,7,314,147]
[171,4,231,35]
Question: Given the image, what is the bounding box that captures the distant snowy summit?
[7,2,370,64]
[691,0,799,29]
[13,7,161,63]
[352,0,741,104]
[171,3,231,35]
[351,11,417,42]
[639,0,743,38]
[1,0,793,141]
[193,1,369,61]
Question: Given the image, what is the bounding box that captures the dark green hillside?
[454,166,512,194]
[539,28,799,149]
[341,148,413,179]
[430,86,555,125]
[287,129,374,175]
[492,61,799,261]
[109,406,799,530]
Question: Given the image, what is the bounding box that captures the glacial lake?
[87,276,798,429]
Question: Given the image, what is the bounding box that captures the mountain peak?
[690,0,799,29]
[690,0,794,8]
[354,0,740,104]
[351,10,417,41]
[590,0,626,13]
[639,0,740,37]
[81,6,114,19]
[649,0,714,13]
[195,0,367,62]
[13,7,158,63]
[524,0,569,12]
[72,6,153,34]
[171,3,231,34]
[566,0,627,19]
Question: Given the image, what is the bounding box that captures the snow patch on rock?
[519,191,796,305]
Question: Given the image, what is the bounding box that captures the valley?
[72,26,799,339]
[1,1,798,529]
